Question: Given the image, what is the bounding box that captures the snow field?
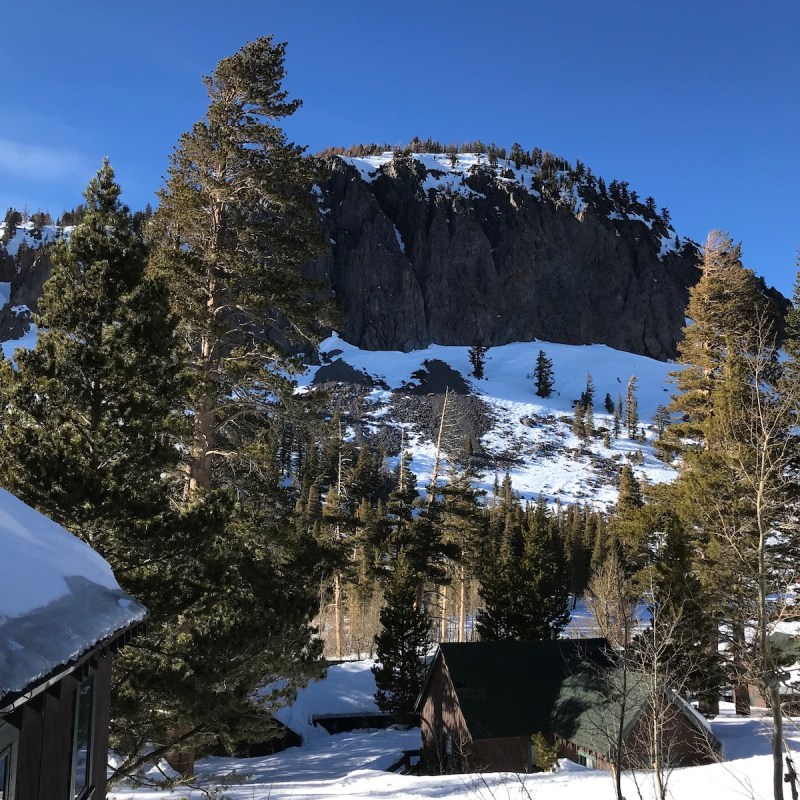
[304,334,682,508]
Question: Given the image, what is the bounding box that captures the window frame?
[0,721,18,800]
[69,674,95,800]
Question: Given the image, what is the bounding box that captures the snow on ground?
[107,616,800,800]
[110,702,800,800]
[303,333,681,509]
[564,597,651,638]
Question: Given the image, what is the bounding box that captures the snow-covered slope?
[0,221,71,257]
[303,334,682,509]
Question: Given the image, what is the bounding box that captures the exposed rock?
[0,247,52,342]
[314,156,703,360]
[403,359,470,396]
[312,358,375,387]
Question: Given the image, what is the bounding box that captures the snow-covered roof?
[0,488,147,707]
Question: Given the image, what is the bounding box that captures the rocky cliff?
[310,152,701,361]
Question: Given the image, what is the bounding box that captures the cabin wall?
[472,736,530,772]
[557,738,614,771]
[623,704,717,768]
[5,652,112,800]
[419,657,474,772]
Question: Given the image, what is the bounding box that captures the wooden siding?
[556,738,614,771]
[622,701,717,768]
[472,736,530,772]
[5,651,113,800]
[419,655,475,772]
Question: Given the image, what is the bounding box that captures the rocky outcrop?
[312,156,702,360]
[0,245,52,341]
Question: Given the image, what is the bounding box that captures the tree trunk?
[458,568,467,643]
[771,681,785,800]
[164,746,195,778]
[334,573,344,659]
[439,583,448,642]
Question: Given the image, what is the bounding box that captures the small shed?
[0,489,147,800]
[416,639,720,774]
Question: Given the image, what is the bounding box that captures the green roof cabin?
[415,639,721,774]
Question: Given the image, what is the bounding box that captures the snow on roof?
[0,488,147,705]
[272,660,381,742]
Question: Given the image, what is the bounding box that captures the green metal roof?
[425,640,720,757]
[429,639,610,741]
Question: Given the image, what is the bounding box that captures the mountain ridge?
[308,150,701,360]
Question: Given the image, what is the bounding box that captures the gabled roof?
[553,667,721,756]
[0,489,147,708]
[417,639,609,740]
[418,639,721,756]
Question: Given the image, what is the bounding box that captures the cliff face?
[0,243,51,342]
[312,154,701,360]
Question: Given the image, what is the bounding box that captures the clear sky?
[1,1,797,295]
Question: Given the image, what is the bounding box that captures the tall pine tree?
[144,37,330,773]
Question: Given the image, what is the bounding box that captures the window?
[577,750,596,769]
[71,676,94,800]
[0,722,17,800]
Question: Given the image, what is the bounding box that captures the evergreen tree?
[580,372,595,408]
[613,391,623,438]
[572,401,586,439]
[533,349,555,398]
[0,161,179,555]
[625,376,639,439]
[151,35,327,497]
[1,208,21,245]
[468,343,488,379]
[584,401,594,439]
[617,464,643,513]
[604,392,615,415]
[142,37,329,773]
[667,230,776,444]
[372,550,431,722]
[437,466,485,642]
[0,163,257,778]
[660,230,794,763]
[477,499,570,640]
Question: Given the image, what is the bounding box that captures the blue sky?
[1,1,797,295]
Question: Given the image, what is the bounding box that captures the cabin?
[0,489,147,800]
[416,639,721,774]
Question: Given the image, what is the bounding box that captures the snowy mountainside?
[0,222,73,348]
[302,334,681,509]
[0,221,71,257]
[337,150,681,258]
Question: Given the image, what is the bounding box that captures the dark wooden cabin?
[0,488,147,800]
[416,639,721,774]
